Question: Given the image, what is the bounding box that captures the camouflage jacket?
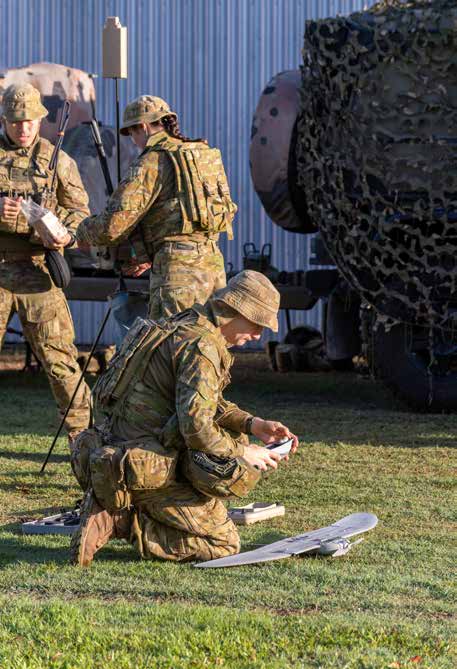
[108,304,252,459]
[76,131,235,254]
[0,133,89,251]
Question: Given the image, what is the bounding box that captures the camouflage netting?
[297,0,457,328]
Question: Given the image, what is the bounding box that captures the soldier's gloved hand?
[0,196,22,223]
[242,443,281,471]
[250,418,299,456]
[122,261,152,277]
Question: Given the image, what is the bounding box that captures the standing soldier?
[76,95,237,319]
[0,83,91,440]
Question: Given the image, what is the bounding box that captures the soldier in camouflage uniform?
[70,271,298,566]
[0,83,91,437]
[76,95,237,319]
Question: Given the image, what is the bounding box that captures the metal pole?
[115,77,121,184]
[39,306,112,474]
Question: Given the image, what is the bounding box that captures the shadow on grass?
[0,449,68,464]
[0,534,69,565]
[243,529,287,550]
[0,527,135,567]
[0,472,73,493]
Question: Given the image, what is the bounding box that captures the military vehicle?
[250,0,457,411]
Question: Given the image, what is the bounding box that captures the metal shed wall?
[1,0,376,345]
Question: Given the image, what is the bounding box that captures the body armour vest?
[93,312,192,414]
[0,136,57,236]
[146,138,237,240]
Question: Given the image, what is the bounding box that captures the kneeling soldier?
[70,270,298,566]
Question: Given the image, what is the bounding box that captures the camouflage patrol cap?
[213,270,280,332]
[120,95,176,135]
[1,83,48,122]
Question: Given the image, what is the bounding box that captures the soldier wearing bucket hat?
[0,83,91,440]
[119,95,176,134]
[70,270,298,567]
[76,94,238,320]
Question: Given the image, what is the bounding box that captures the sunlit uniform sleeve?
[216,398,253,434]
[55,151,90,235]
[75,151,162,246]
[175,338,246,458]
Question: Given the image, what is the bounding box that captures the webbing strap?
[112,322,178,402]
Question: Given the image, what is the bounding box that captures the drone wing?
[194,512,378,569]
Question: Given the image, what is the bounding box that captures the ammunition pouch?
[89,445,131,513]
[0,188,58,236]
[69,427,102,490]
[71,426,179,510]
[181,450,262,499]
[35,190,58,214]
[0,191,30,235]
[0,216,30,236]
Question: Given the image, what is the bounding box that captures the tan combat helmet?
[120,95,176,135]
[1,83,48,122]
[214,270,280,332]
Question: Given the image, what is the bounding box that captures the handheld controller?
[266,437,293,458]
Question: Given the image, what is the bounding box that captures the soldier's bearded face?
[4,119,40,147]
[220,316,263,347]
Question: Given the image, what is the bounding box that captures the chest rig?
[149,138,238,239]
[93,313,191,414]
[0,137,57,235]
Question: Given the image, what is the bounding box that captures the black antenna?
[49,99,71,192]
[90,118,114,195]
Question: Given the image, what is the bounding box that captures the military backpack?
[153,139,237,239]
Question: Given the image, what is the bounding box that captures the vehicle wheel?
[330,358,354,372]
[283,325,331,372]
[284,325,322,347]
[371,320,457,412]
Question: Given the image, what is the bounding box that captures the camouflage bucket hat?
[1,83,48,122]
[214,270,280,332]
[120,95,176,135]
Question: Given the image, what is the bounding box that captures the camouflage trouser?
[0,257,91,435]
[130,481,240,562]
[148,240,226,320]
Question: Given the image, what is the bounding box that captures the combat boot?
[70,488,130,567]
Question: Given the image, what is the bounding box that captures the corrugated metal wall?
[1,0,375,345]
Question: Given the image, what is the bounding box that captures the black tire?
[330,358,355,372]
[372,321,457,412]
[284,325,322,346]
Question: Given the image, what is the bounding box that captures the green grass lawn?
[0,350,455,668]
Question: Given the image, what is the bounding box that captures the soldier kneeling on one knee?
[69,269,298,566]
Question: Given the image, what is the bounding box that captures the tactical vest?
[85,312,200,508]
[148,138,237,240]
[93,313,190,414]
[0,137,57,236]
